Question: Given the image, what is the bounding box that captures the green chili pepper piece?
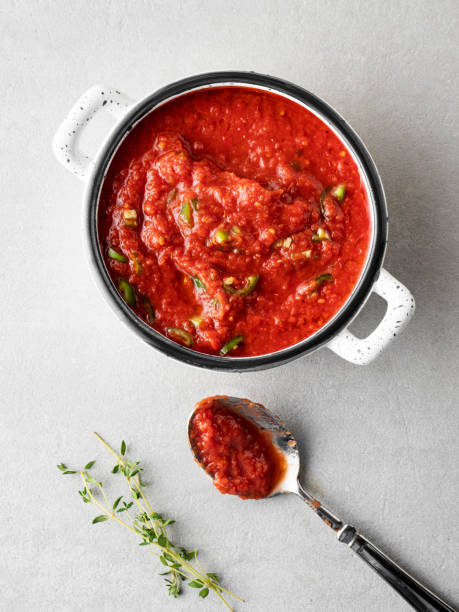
[312,228,331,242]
[320,185,347,218]
[316,273,333,286]
[319,188,330,218]
[141,296,155,323]
[330,184,346,202]
[214,229,229,244]
[167,188,177,204]
[191,276,206,290]
[108,247,127,263]
[123,209,138,227]
[220,335,244,356]
[240,274,259,296]
[291,250,312,260]
[167,328,193,347]
[131,253,142,275]
[118,279,136,307]
[190,198,199,211]
[223,274,259,297]
[180,201,193,226]
[189,315,203,328]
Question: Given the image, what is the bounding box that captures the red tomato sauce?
[189,396,286,499]
[98,87,370,356]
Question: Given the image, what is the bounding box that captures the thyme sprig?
[58,433,243,609]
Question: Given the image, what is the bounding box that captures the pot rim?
[85,71,388,371]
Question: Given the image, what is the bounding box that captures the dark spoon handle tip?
[338,525,456,612]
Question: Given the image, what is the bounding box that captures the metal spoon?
[188,396,455,612]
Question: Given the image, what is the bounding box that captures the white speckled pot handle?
[327,268,415,364]
[52,85,134,180]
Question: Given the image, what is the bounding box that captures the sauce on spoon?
[189,396,286,499]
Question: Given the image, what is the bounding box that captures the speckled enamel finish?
[327,268,416,364]
[52,75,415,367]
[52,85,134,179]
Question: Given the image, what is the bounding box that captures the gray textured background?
[1,1,458,611]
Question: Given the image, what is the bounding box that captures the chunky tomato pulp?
[189,397,285,499]
[99,87,370,356]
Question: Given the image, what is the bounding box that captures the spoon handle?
[337,525,455,611]
[297,482,344,531]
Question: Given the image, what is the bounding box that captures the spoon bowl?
[189,396,301,498]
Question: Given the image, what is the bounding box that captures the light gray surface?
[1,1,458,611]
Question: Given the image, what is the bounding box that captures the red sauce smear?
[189,396,286,499]
[98,87,370,356]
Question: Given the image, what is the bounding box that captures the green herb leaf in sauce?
[58,433,243,608]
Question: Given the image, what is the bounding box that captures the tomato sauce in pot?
[189,396,286,499]
[98,87,370,356]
